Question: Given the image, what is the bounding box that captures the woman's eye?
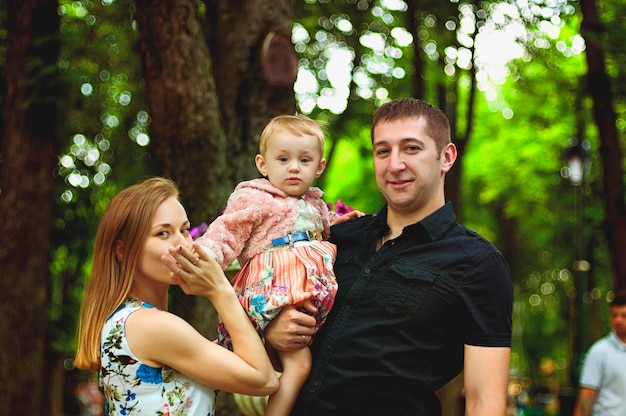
[157,230,170,238]
[181,227,191,235]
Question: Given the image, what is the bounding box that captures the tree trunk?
[134,0,229,332]
[135,2,296,414]
[580,0,626,292]
[0,0,60,414]
[206,0,297,185]
[134,0,229,226]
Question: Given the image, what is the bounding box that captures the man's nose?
[389,149,406,171]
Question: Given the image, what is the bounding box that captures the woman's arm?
[146,244,279,396]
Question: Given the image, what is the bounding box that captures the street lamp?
[563,137,590,187]
[562,137,591,389]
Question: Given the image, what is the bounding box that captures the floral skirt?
[218,240,337,348]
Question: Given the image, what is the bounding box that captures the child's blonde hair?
[259,114,327,156]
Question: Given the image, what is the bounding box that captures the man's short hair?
[371,97,451,153]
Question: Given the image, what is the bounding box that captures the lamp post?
[562,136,591,389]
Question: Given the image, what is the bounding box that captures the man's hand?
[264,302,317,351]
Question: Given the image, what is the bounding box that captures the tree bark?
[134,0,229,227]
[580,0,626,292]
[135,2,296,413]
[206,0,297,185]
[0,0,60,414]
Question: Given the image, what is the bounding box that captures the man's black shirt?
[292,203,513,415]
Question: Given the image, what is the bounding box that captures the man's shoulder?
[450,223,503,256]
[583,335,614,363]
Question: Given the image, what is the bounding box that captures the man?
[574,291,626,416]
[265,98,513,415]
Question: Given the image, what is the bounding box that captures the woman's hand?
[162,243,229,298]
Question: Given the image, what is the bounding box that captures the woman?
[74,177,278,415]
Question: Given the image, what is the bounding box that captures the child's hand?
[331,209,365,225]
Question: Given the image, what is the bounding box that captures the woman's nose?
[174,231,193,247]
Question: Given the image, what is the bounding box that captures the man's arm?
[264,303,318,370]
[463,345,510,416]
[573,386,597,416]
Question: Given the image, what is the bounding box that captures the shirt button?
[364,268,370,274]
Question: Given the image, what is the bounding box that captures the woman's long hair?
[74,177,179,371]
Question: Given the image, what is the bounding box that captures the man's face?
[610,304,626,339]
[372,117,453,217]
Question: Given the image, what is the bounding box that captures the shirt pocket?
[375,260,439,313]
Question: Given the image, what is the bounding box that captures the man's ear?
[440,143,457,173]
[114,240,124,261]
[255,154,268,177]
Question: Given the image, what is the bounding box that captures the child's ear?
[255,154,268,177]
[114,240,124,261]
[315,158,327,178]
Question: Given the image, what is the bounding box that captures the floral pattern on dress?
[100,298,215,415]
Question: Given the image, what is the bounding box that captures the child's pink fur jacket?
[196,178,337,268]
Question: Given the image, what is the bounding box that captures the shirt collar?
[369,202,457,242]
[609,331,626,351]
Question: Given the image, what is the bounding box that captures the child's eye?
[300,158,311,163]
[278,157,289,163]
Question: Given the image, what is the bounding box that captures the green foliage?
[49,0,156,359]
[322,122,384,214]
[461,12,615,388]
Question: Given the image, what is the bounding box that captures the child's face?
[255,129,326,197]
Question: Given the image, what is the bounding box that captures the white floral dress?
[100,298,215,415]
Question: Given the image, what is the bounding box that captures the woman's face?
[134,196,193,288]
